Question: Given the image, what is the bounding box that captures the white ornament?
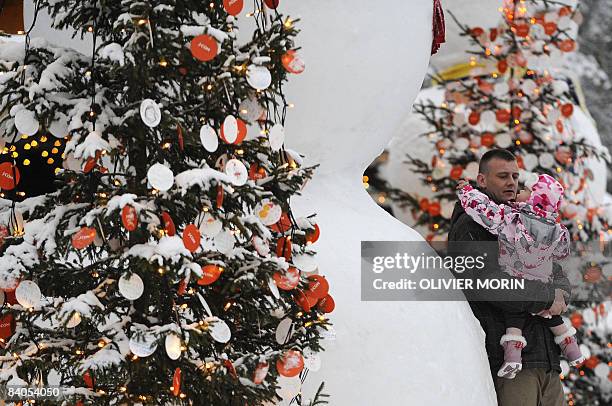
[209,318,231,343]
[538,153,554,169]
[49,113,69,138]
[552,80,569,95]
[522,154,538,171]
[594,363,609,379]
[140,99,162,128]
[239,96,265,123]
[254,199,282,225]
[493,82,510,98]
[480,110,496,130]
[276,318,295,345]
[292,254,317,274]
[200,125,218,152]
[147,163,174,191]
[464,162,479,180]
[118,273,144,301]
[129,331,158,357]
[246,65,272,90]
[222,115,239,143]
[165,334,182,360]
[521,79,537,96]
[496,133,512,148]
[582,308,596,325]
[268,277,280,300]
[579,344,591,359]
[525,172,539,188]
[276,376,301,400]
[268,124,285,152]
[14,109,39,136]
[452,112,466,127]
[198,212,222,237]
[213,229,235,254]
[453,137,470,151]
[224,159,248,186]
[15,280,42,308]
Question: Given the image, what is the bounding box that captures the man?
[448,149,571,406]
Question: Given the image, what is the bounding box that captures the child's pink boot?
[497,334,527,379]
[554,327,585,366]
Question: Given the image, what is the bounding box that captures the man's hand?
[547,289,568,315]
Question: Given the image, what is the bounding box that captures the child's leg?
[542,316,585,366]
[498,311,528,379]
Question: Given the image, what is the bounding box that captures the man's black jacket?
[447,201,572,376]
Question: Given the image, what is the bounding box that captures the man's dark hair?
[478,149,516,174]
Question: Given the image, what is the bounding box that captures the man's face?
[476,158,519,203]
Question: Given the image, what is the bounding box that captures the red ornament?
[263,0,280,9]
[182,224,201,253]
[248,163,266,180]
[489,28,498,41]
[216,185,224,209]
[224,359,238,379]
[83,370,94,389]
[570,312,583,329]
[480,133,495,148]
[162,211,176,236]
[516,155,525,170]
[0,162,20,190]
[177,277,187,296]
[305,223,320,244]
[556,120,564,133]
[450,166,463,180]
[273,266,300,291]
[306,275,329,300]
[276,350,304,378]
[561,103,574,118]
[276,236,292,261]
[0,313,15,341]
[468,111,481,125]
[176,124,184,151]
[496,109,511,123]
[419,198,430,212]
[544,21,557,35]
[558,6,572,17]
[559,39,576,53]
[498,60,508,74]
[584,356,599,369]
[470,27,484,37]
[197,264,223,286]
[121,205,138,232]
[281,50,305,74]
[269,212,292,233]
[191,35,218,62]
[515,24,530,38]
[83,158,97,174]
[512,106,522,120]
[223,0,244,16]
[294,289,316,312]
[428,201,441,217]
[317,294,335,313]
[172,367,182,397]
[72,227,96,250]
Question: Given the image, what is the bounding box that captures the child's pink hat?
[528,174,565,214]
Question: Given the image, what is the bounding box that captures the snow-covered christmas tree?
[375,0,612,403]
[0,1,333,404]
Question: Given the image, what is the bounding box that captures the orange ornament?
[83,370,94,389]
[470,27,484,37]
[480,133,495,148]
[489,28,498,41]
[515,24,530,38]
[556,120,564,133]
[496,109,511,123]
[121,205,138,232]
[177,277,187,295]
[305,223,320,244]
[498,60,508,74]
[276,350,304,378]
[172,367,182,397]
[72,227,96,250]
[162,211,176,236]
[306,275,329,300]
[83,157,97,174]
[561,103,574,118]
[264,0,280,9]
[516,155,525,169]
[198,264,223,285]
[276,236,292,260]
[559,6,572,17]
[428,201,441,217]
[570,312,583,329]
[544,21,557,35]
[223,0,244,16]
[0,162,20,190]
[317,294,335,313]
[182,224,201,253]
[559,39,576,53]
[294,289,316,312]
[190,35,218,62]
[450,165,463,180]
[512,106,522,120]
[468,111,481,125]
[248,163,267,180]
[216,184,224,209]
[584,356,599,369]
[281,50,305,74]
[273,266,300,290]
[419,198,430,212]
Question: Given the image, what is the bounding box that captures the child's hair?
[528,174,564,215]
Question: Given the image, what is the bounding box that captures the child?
[456,174,584,379]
